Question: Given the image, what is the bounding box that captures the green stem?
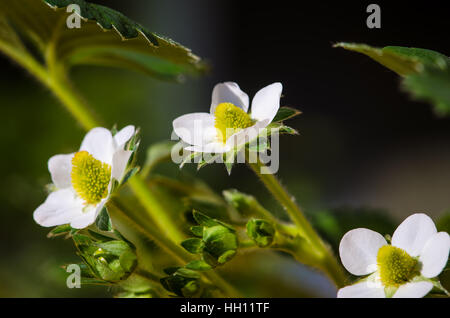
[248,157,346,288]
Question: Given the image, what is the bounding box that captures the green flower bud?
[160,267,201,297]
[223,189,256,217]
[246,219,276,248]
[73,234,137,283]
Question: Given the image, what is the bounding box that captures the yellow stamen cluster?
[214,103,254,143]
[71,151,111,205]
[377,245,418,287]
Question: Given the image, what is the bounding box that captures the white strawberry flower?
[33,126,135,229]
[172,82,282,153]
[338,213,450,298]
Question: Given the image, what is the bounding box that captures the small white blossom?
[172,82,282,153]
[338,213,450,298]
[33,126,135,229]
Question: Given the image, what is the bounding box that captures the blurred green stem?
[247,157,346,288]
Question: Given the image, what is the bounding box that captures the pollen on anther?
[71,151,111,205]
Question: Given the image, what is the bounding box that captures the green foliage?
[0,0,205,80]
[335,42,450,116]
[246,219,275,248]
[160,267,202,297]
[72,231,137,283]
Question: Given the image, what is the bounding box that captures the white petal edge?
[225,119,270,149]
[419,232,450,278]
[337,282,386,298]
[48,153,74,189]
[392,281,433,298]
[70,200,105,229]
[210,82,249,114]
[392,213,437,257]
[339,228,387,276]
[173,112,217,147]
[33,189,83,227]
[113,125,135,149]
[250,82,282,123]
[111,149,133,181]
[80,127,114,165]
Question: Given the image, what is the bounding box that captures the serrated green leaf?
[181,238,205,254]
[272,106,302,122]
[185,260,212,271]
[95,207,113,232]
[334,42,449,76]
[403,63,450,116]
[0,0,205,81]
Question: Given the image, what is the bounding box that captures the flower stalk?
[247,157,346,288]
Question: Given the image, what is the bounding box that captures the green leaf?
[95,207,113,232]
[402,63,450,116]
[94,240,131,257]
[335,42,450,116]
[185,260,212,271]
[334,42,449,76]
[0,0,205,80]
[272,107,302,122]
[181,238,205,254]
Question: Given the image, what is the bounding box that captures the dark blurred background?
[0,1,449,297]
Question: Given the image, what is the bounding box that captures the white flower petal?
[337,282,386,298]
[210,82,249,114]
[111,149,133,181]
[225,119,270,149]
[113,125,135,149]
[185,142,230,154]
[250,82,282,123]
[339,228,387,276]
[33,189,83,227]
[70,202,104,229]
[392,213,437,257]
[419,232,450,278]
[392,281,433,298]
[80,127,114,164]
[48,153,74,189]
[173,112,217,147]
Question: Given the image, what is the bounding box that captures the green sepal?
[95,207,113,232]
[272,106,302,122]
[47,224,74,238]
[246,219,276,248]
[181,238,205,254]
[185,260,213,271]
[190,225,204,237]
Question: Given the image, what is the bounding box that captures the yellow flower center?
[214,103,254,143]
[71,151,111,205]
[377,245,418,287]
